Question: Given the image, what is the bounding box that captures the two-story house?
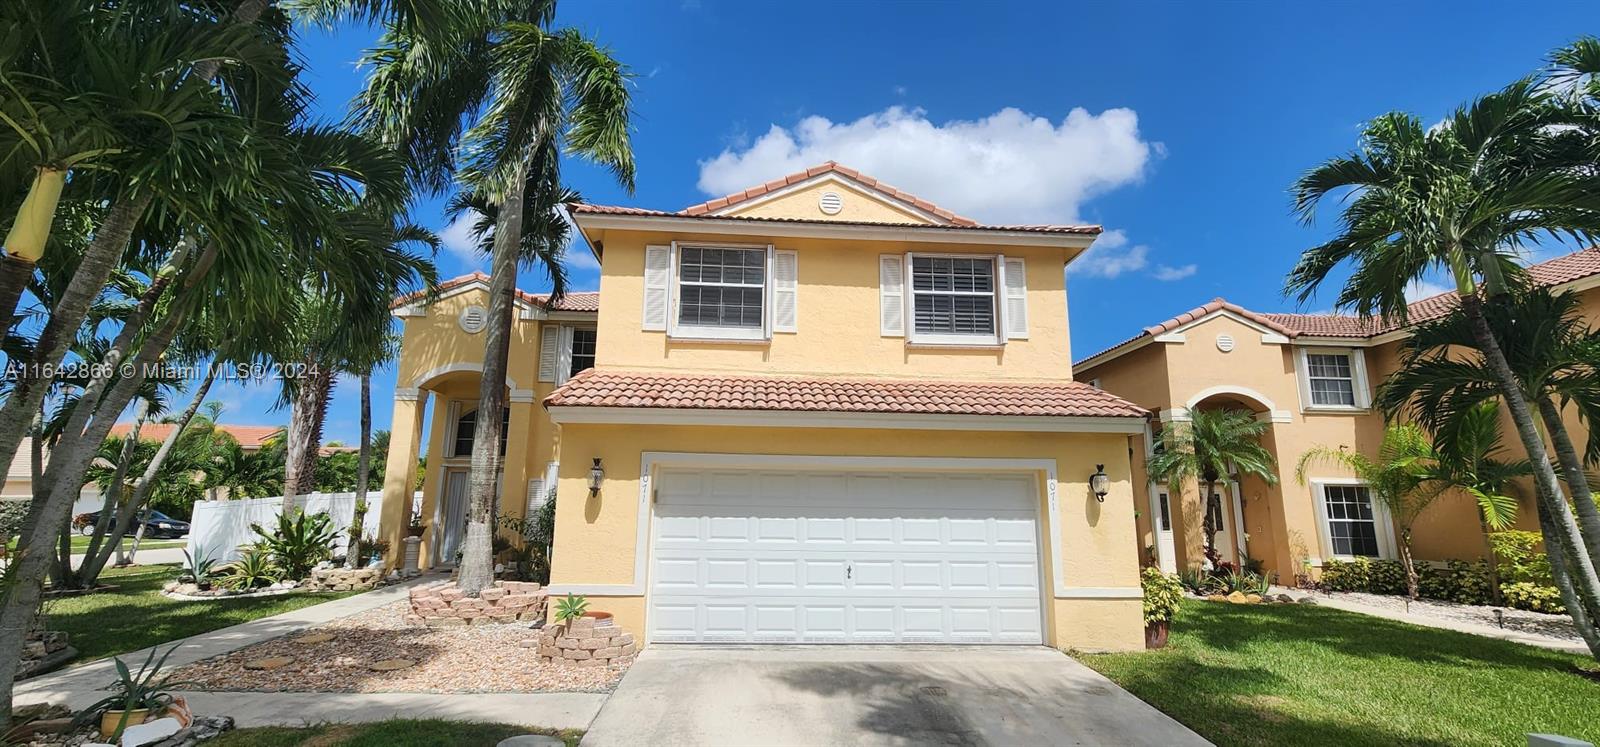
[376,162,1151,651]
[1074,248,1600,583]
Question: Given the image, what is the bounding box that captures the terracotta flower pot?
[1144,621,1170,649]
[583,611,613,621]
[100,708,152,738]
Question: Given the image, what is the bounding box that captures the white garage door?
[648,468,1044,644]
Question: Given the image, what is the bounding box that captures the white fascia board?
[706,172,953,226]
[391,305,426,318]
[546,406,1147,434]
[571,213,1097,249]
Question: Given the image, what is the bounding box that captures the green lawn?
[7,536,185,553]
[212,720,580,746]
[41,564,356,663]
[1079,599,1600,747]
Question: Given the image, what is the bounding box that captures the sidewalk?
[15,576,607,730]
[1276,588,1590,654]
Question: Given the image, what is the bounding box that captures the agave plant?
[177,548,218,590]
[554,593,589,624]
[222,547,282,591]
[73,644,194,738]
[251,510,338,581]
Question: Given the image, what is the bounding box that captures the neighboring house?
[4,437,106,517]
[1075,248,1600,582]
[107,423,284,452]
[378,162,1151,651]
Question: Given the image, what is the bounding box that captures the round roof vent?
[818,191,844,215]
[1216,334,1235,353]
[459,305,488,334]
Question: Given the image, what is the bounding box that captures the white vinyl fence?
[187,492,406,563]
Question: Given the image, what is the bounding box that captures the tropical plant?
[1490,531,1555,586]
[1141,568,1184,625]
[1145,408,1278,568]
[177,549,218,590]
[1178,568,1219,596]
[554,593,589,624]
[1286,74,1600,657]
[355,0,636,596]
[251,511,339,581]
[222,547,283,591]
[73,644,193,739]
[1296,423,1445,599]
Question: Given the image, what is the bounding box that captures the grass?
[212,720,581,746]
[6,536,185,553]
[1078,599,1600,747]
[41,564,357,663]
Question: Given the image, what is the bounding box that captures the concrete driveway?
[582,646,1208,746]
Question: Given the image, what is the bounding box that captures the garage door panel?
[649,468,1043,645]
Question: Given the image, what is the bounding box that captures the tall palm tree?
[1287,81,1600,657]
[1429,401,1529,603]
[1296,424,1444,600]
[1145,408,1278,569]
[355,0,635,595]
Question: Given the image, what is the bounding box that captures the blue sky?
[217,0,1599,444]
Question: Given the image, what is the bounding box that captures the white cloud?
[1067,229,1147,278]
[1153,264,1198,282]
[696,105,1157,225]
[1405,278,1452,302]
[439,210,488,262]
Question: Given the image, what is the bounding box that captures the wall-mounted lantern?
[588,458,605,497]
[1090,464,1110,502]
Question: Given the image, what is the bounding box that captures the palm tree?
[1145,408,1278,570]
[355,0,635,595]
[1287,81,1600,657]
[1428,401,1529,603]
[1296,424,1445,600]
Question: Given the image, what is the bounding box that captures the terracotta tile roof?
[545,369,1147,419]
[1076,247,1600,368]
[569,162,1101,236]
[391,272,599,313]
[680,161,981,226]
[109,423,282,450]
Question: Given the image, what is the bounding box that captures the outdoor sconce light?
[1090,464,1110,502]
[587,458,605,497]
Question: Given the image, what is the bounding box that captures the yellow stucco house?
[1075,248,1600,582]
[377,162,1152,651]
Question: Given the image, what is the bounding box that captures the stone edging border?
[161,587,299,602]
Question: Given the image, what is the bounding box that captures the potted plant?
[406,514,426,538]
[554,593,589,625]
[77,644,193,739]
[1141,566,1183,649]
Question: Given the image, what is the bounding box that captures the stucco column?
[379,389,427,567]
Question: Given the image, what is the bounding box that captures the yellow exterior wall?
[549,423,1145,652]
[722,180,938,225]
[594,230,1076,380]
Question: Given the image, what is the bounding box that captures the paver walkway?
[14,575,606,730]
[1276,588,1589,654]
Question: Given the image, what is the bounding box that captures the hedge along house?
[377,162,1153,651]
[1073,248,1600,583]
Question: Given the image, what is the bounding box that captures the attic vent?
[1216,334,1235,352]
[459,305,488,334]
[818,191,844,215]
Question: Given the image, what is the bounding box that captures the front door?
[1208,483,1242,568]
[1150,487,1177,573]
[435,469,469,565]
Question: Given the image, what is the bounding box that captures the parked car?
[72,510,190,539]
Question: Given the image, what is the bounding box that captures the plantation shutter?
[554,325,575,385]
[642,244,672,331]
[1002,256,1028,340]
[526,478,546,515]
[537,325,560,382]
[773,249,798,333]
[879,254,905,337]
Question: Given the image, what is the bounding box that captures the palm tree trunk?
[0,193,154,515]
[1535,486,1600,658]
[283,358,334,513]
[1479,515,1503,606]
[80,366,217,586]
[0,167,68,324]
[1201,479,1218,569]
[348,372,372,569]
[80,401,149,579]
[1398,528,1420,600]
[459,160,530,597]
[1535,397,1600,572]
[1459,294,1600,638]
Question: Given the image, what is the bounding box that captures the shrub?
[1502,581,1565,614]
[1417,560,1492,605]
[1365,560,1408,595]
[251,510,338,581]
[1489,531,1553,585]
[1319,558,1370,592]
[222,547,282,591]
[1178,568,1216,595]
[1142,567,1184,625]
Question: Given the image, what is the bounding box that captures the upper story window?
[450,407,508,458]
[540,325,596,386]
[911,256,996,339]
[679,246,765,332]
[1295,347,1370,411]
[569,328,597,377]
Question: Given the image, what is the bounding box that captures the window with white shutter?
[642,245,672,331]
[772,249,798,333]
[907,254,1003,345]
[526,478,546,515]
[537,326,561,382]
[1002,257,1028,339]
[879,254,905,337]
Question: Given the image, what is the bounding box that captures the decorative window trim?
[668,241,773,342]
[904,252,1006,346]
[1308,477,1397,561]
[1295,347,1371,412]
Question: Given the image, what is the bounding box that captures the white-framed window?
[640,243,798,340]
[449,407,508,458]
[1295,347,1370,411]
[568,328,597,378]
[910,255,997,343]
[539,324,597,386]
[1309,479,1395,561]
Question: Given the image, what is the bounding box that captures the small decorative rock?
[368,658,416,672]
[1226,591,1250,604]
[243,656,294,670]
[1298,596,1319,605]
[1245,593,1263,604]
[1205,594,1226,602]
[1276,594,1295,603]
[147,715,234,747]
[293,633,336,645]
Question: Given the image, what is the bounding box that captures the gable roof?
[1075,247,1600,371]
[569,161,1102,237]
[108,423,282,450]
[391,272,599,313]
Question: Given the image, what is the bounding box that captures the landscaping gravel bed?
[1309,589,1581,643]
[170,601,628,694]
